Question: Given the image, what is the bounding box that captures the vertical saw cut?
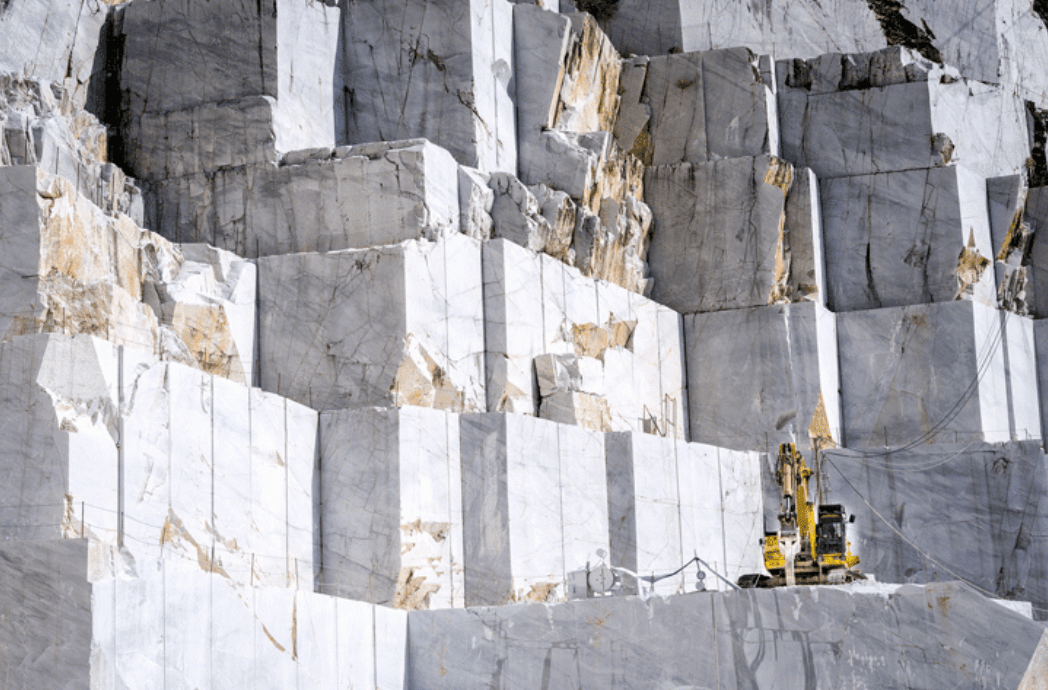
[738,443,862,588]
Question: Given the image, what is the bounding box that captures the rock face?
[3,0,1048,687]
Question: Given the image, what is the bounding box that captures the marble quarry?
[2,0,1048,687]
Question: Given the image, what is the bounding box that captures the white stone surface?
[616,48,777,167]
[823,440,1048,612]
[514,7,621,179]
[684,301,841,452]
[646,155,817,314]
[0,166,256,383]
[837,301,1038,447]
[460,413,609,605]
[483,239,685,437]
[0,75,141,220]
[0,332,317,588]
[606,432,763,595]
[408,580,1046,689]
[258,234,485,413]
[820,165,996,312]
[150,139,462,258]
[121,0,340,167]
[340,0,516,173]
[319,407,464,610]
[779,53,1029,180]
[0,539,408,690]
[0,0,108,109]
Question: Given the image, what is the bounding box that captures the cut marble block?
[460,413,609,606]
[0,0,108,109]
[408,580,1047,689]
[1005,184,1048,318]
[576,0,684,57]
[837,301,1039,447]
[0,333,316,588]
[318,407,463,610]
[821,165,996,312]
[822,440,1048,612]
[646,155,820,314]
[778,49,1030,180]
[148,139,462,258]
[514,6,621,176]
[121,0,340,166]
[483,239,686,438]
[0,166,257,383]
[459,165,494,239]
[341,0,516,173]
[0,540,409,690]
[0,335,122,545]
[1,75,142,221]
[258,234,484,413]
[684,302,842,452]
[616,48,778,167]
[605,432,763,595]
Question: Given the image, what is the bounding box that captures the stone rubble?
[1,0,1048,687]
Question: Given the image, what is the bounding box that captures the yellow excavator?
[738,443,863,588]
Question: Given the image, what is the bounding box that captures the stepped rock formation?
[1,0,1048,688]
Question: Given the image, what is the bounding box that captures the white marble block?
[340,0,516,173]
[838,301,1039,447]
[684,301,842,452]
[514,7,622,179]
[0,0,108,109]
[0,540,408,690]
[407,579,1047,689]
[820,165,996,312]
[483,239,686,437]
[824,440,1048,609]
[1003,184,1048,318]
[605,432,763,595]
[778,49,1030,180]
[645,155,820,314]
[149,139,462,258]
[0,166,257,383]
[460,413,609,606]
[121,0,340,178]
[0,332,316,588]
[616,48,778,167]
[318,407,464,610]
[258,234,485,413]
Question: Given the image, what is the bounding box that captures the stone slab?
[837,301,1038,447]
[121,0,339,157]
[779,63,1029,180]
[684,301,841,452]
[257,233,485,413]
[460,413,609,606]
[617,48,777,167]
[340,0,516,173]
[606,432,764,595]
[408,580,1046,688]
[820,165,996,312]
[646,156,819,314]
[821,440,1048,614]
[148,139,462,258]
[483,239,685,437]
[318,407,464,610]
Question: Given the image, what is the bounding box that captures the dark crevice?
[1034,0,1048,31]
[864,0,942,63]
[1027,101,1048,187]
[574,0,619,22]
